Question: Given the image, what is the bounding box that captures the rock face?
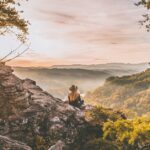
[0,135,32,150]
[48,140,65,150]
[0,63,30,118]
[0,63,102,150]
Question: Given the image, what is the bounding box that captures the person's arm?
[68,95,70,103]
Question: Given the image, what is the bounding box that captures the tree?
[103,117,150,150]
[0,0,30,62]
[0,0,29,41]
[136,0,150,31]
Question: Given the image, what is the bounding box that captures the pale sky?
[1,0,150,67]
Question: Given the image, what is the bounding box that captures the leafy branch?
[136,0,150,31]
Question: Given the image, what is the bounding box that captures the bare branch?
[0,43,23,62]
[4,42,31,63]
[0,28,9,35]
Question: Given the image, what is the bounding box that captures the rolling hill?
[85,69,150,117]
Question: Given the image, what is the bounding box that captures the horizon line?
[9,62,149,68]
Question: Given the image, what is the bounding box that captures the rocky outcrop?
[0,63,103,150]
[0,62,30,118]
[0,63,125,150]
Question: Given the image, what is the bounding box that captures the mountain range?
[14,63,149,99]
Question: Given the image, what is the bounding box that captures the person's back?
[68,92,80,102]
[68,85,84,108]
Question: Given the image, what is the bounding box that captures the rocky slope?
[0,63,127,150]
[0,62,105,150]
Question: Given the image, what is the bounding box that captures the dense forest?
[85,69,150,117]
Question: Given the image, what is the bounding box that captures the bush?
[103,117,150,150]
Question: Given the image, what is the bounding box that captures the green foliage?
[85,69,150,117]
[89,106,125,123]
[103,117,150,150]
[136,0,150,31]
[0,0,29,42]
[82,105,125,150]
[86,107,150,150]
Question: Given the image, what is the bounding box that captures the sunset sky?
[1,0,150,67]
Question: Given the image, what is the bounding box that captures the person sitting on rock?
[68,85,84,108]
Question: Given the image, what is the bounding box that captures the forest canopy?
[85,69,150,117]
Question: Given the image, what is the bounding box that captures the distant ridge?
[51,62,148,71]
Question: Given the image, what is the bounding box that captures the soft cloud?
[1,0,150,66]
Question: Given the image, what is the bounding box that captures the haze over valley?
[14,63,149,99]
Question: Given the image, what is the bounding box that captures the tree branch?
[4,42,31,63]
[0,43,23,62]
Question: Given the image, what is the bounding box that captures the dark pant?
[69,100,84,108]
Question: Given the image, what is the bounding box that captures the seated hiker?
[68,85,84,108]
